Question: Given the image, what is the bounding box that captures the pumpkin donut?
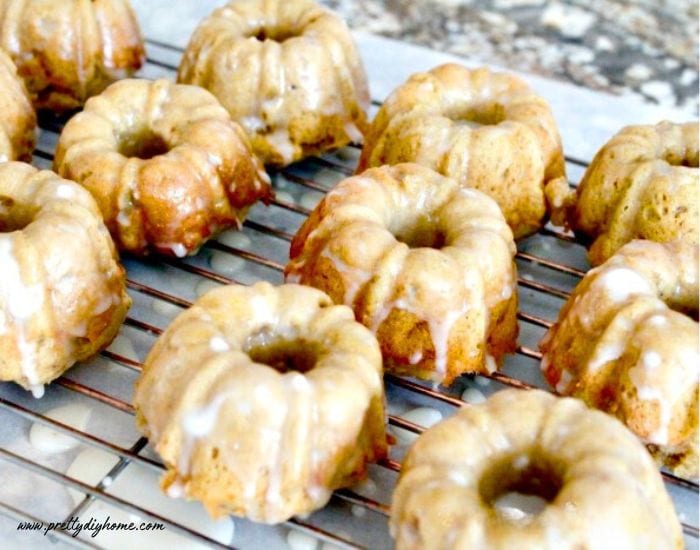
[55,78,273,256]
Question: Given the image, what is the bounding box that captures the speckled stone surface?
[321,0,699,117]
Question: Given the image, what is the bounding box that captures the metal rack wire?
[0,34,697,549]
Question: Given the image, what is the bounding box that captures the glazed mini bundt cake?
[0,162,131,398]
[134,281,387,523]
[358,64,567,238]
[549,121,699,265]
[0,0,145,112]
[177,0,369,167]
[540,239,699,479]
[54,78,272,257]
[286,164,518,384]
[0,49,35,161]
[391,389,683,549]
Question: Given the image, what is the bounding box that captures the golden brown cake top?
[0,0,145,111]
[55,78,272,256]
[391,389,683,549]
[177,0,369,166]
[134,281,385,522]
[0,49,35,161]
[541,239,698,467]
[0,161,130,394]
[287,163,517,382]
[550,120,699,264]
[358,63,567,237]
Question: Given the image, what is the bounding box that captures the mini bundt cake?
[0,0,145,112]
[540,239,698,479]
[548,121,699,265]
[0,162,131,398]
[54,78,273,257]
[177,0,369,167]
[391,389,683,549]
[357,64,567,238]
[285,164,518,384]
[0,49,35,161]
[134,281,387,523]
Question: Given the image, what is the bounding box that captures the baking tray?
[0,2,696,548]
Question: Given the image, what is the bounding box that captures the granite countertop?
[321,0,699,117]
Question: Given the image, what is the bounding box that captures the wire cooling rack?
[0,36,697,549]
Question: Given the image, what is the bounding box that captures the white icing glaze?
[287,529,319,550]
[343,121,363,144]
[500,283,513,300]
[643,351,661,369]
[209,336,229,352]
[77,461,234,548]
[593,267,653,303]
[392,407,442,445]
[461,387,486,404]
[67,320,87,338]
[555,369,573,393]
[29,403,92,454]
[351,504,366,517]
[494,492,548,523]
[648,314,667,327]
[207,152,222,167]
[587,341,625,372]
[513,454,529,470]
[484,354,497,373]
[175,364,324,520]
[166,479,186,499]
[116,209,131,228]
[152,298,183,319]
[321,248,369,304]
[447,470,469,487]
[371,290,470,379]
[55,183,77,200]
[240,115,266,133]
[0,237,45,390]
[178,393,230,474]
[209,251,245,275]
[66,446,121,505]
[161,242,188,258]
[93,292,114,315]
[265,373,315,513]
[629,346,700,445]
[217,231,252,249]
[265,129,296,165]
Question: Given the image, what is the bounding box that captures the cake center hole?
[663,151,699,168]
[0,195,31,232]
[245,329,320,373]
[119,130,169,160]
[480,455,562,524]
[252,26,298,43]
[450,102,506,127]
[392,217,447,249]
